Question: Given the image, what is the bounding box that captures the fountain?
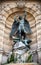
[2,11,38,65]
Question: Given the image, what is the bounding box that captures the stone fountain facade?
[0,0,41,65]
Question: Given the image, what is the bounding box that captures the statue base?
[5,63,38,65]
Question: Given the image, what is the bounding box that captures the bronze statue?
[10,12,32,39]
[9,12,32,62]
[10,12,32,49]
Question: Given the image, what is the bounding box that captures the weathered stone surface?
[5,63,38,65]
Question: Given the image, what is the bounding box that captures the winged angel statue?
[10,12,32,39]
[9,12,32,62]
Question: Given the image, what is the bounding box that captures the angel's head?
[19,16,22,20]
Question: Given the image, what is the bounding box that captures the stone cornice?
[1,0,41,3]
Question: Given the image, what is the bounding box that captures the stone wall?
[0,1,41,64]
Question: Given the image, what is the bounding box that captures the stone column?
[0,4,5,64]
[0,52,3,64]
[35,9,41,64]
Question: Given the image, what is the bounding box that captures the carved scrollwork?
[16,0,25,8]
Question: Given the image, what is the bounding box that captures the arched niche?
[3,10,37,49]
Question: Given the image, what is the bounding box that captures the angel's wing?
[24,19,32,34]
[10,20,19,38]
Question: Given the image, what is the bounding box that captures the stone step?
[5,63,39,65]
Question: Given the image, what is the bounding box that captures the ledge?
[5,63,38,65]
[0,0,41,3]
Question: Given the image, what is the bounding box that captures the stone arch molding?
[2,2,41,22]
[2,3,41,37]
